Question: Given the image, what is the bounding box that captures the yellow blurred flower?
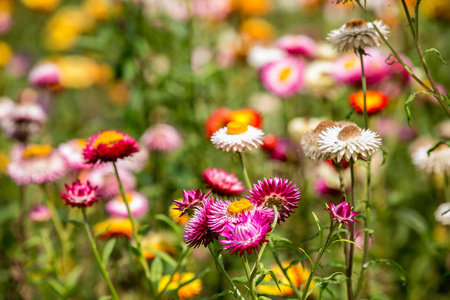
[0,0,13,13]
[233,0,272,16]
[240,18,275,43]
[258,261,314,298]
[421,0,450,21]
[158,272,202,300]
[83,0,115,21]
[94,218,136,239]
[0,152,10,174]
[169,203,189,225]
[21,0,59,12]
[141,232,177,260]
[0,41,12,66]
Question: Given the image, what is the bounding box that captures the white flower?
[435,203,450,226]
[318,125,381,161]
[327,19,389,52]
[211,122,264,152]
[411,141,450,174]
[247,45,287,69]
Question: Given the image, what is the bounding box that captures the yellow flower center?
[279,67,291,82]
[344,58,357,69]
[93,131,124,148]
[75,139,87,148]
[118,193,133,203]
[227,199,253,215]
[23,145,53,159]
[226,122,249,135]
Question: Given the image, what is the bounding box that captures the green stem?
[242,254,258,300]
[338,167,346,197]
[81,208,119,300]
[358,50,368,130]
[346,159,356,300]
[237,153,252,190]
[302,223,337,300]
[157,247,191,298]
[207,245,244,300]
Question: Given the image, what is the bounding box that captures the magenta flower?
[246,177,301,223]
[61,180,99,208]
[324,197,360,226]
[219,211,272,256]
[173,189,211,216]
[182,198,217,248]
[202,167,245,197]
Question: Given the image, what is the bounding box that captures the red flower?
[349,90,388,115]
[205,107,262,138]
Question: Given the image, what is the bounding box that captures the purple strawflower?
[219,211,272,256]
[182,198,217,248]
[173,189,211,216]
[246,177,301,223]
[61,180,99,208]
[208,198,274,234]
[324,197,360,226]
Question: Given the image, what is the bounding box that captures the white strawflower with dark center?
[318,125,381,161]
[327,18,389,52]
[211,122,264,152]
[411,140,450,174]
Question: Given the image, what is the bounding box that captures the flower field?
[0,0,449,299]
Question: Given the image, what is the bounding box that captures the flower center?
[23,145,53,159]
[75,139,87,148]
[345,18,367,29]
[313,120,336,134]
[226,122,248,135]
[227,199,253,215]
[337,125,361,141]
[279,67,291,82]
[93,131,124,148]
[119,193,133,203]
[344,57,357,69]
[264,194,283,208]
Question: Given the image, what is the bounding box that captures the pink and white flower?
[276,34,317,58]
[141,124,182,153]
[86,164,136,199]
[28,205,52,222]
[106,191,149,218]
[260,56,304,98]
[61,180,99,208]
[28,62,61,89]
[58,139,91,171]
[202,167,245,197]
[183,197,217,248]
[173,189,212,216]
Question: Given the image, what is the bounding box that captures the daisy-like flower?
[173,189,211,216]
[105,191,149,218]
[220,211,272,256]
[202,167,245,197]
[435,203,450,226]
[61,180,99,208]
[246,177,301,223]
[325,197,360,226]
[205,107,262,138]
[7,144,67,185]
[94,218,136,239]
[349,90,388,115]
[87,164,136,199]
[327,18,389,52]
[276,34,317,58]
[318,124,382,161]
[28,205,52,222]
[208,198,274,234]
[158,272,202,300]
[141,124,182,153]
[260,56,304,98]
[411,139,450,174]
[83,130,139,164]
[58,139,91,170]
[28,62,61,89]
[183,197,217,248]
[210,121,265,152]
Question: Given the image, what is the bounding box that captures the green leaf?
[331,239,362,250]
[267,270,281,292]
[297,248,314,267]
[345,106,355,120]
[312,212,323,246]
[98,296,112,300]
[363,259,406,285]
[66,219,85,232]
[424,48,448,65]
[102,239,116,266]
[380,146,388,165]
[231,276,248,284]
[0,202,19,224]
[65,266,83,291]
[427,141,450,156]
[138,224,151,235]
[305,272,346,298]
[211,290,234,299]
[155,214,182,235]
[269,234,292,244]
[46,278,66,297]
[143,248,177,268]
[128,245,141,258]
[404,91,434,127]
[150,257,163,286]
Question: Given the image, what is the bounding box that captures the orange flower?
[240,18,275,43]
[158,273,202,300]
[233,0,272,16]
[205,107,262,138]
[349,90,388,115]
[94,218,136,238]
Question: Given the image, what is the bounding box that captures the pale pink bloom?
[86,164,136,199]
[28,62,61,88]
[28,205,52,222]
[58,139,91,171]
[106,191,149,218]
[191,0,232,21]
[141,124,182,152]
[276,34,317,58]
[0,12,12,34]
[0,97,14,123]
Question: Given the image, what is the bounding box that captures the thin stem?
[302,223,337,300]
[358,50,368,130]
[81,208,119,300]
[207,245,244,300]
[242,254,258,300]
[237,153,252,190]
[346,159,356,300]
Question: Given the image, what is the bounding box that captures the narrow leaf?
[427,141,450,156]
[404,91,434,127]
[66,219,85,232]
[143,248,177,267]
[65,266,83,290]
[298,247,314,267]
[211,290,234,299]
[102,239,116,266]
[155,214,182,235]
[331,239,362,250]
[47,279,66,297]
[312,212,323,246]
[424,48,448,65]
[150,257,163,286]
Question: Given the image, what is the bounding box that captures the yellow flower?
[0,41,12,66]
[169,203,189,225]
[0,0,13,13]
[158,273,202,300]
[53,56,107,89]
[233,0,272,16]
[83,0,115,21]
[94,218,136,239]
[21,0,60,12]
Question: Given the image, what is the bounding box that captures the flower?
[318,124,382,161]
[247,45,287,69]
[210,122,265,152]
[20,0,60,12]
[83,130,139,164]
[141,124,182,153]
[202,167,245,197]
[94,218,136,239]
[114,146,149,172]
[246,177,301,223]
[276,34,317,58]
[28,205,52,222]
[169,203,189,225]
[61,180,99,208]
[58,139,91,171]
[173,189,211,216]
[158,273,202,300]
[205,107,262,138]
[325,197,360,226]
[327,18,389,52]
[435,203,450,226]
[7,144,67,185]
[28,62,61,90]
[105,191,149,218]
[183,197,217,248]
[233,0,272,16]
[141,231,177,260]
[86,164,136,199]
[219,211,272,256]
[349,90,388,115]
[411,139,450,174]
[208,198,274,234]
[260,56,305,98]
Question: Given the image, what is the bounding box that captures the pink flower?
[106,191,149,218]
[191,0,232,21]
[260,56,305,98]
[28,62,61,89]
[83,130,139,164]
[276,34,317,58]
[28,205,52,222]
[324,197,360,226]
[61,180,99,208]
[141,124,182,153]
[182,198,217,248]
[58,139,91,171]
[246,177,301,223]
[219,211,272,256]
[202,167,245,197]
[173,189,211,216]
